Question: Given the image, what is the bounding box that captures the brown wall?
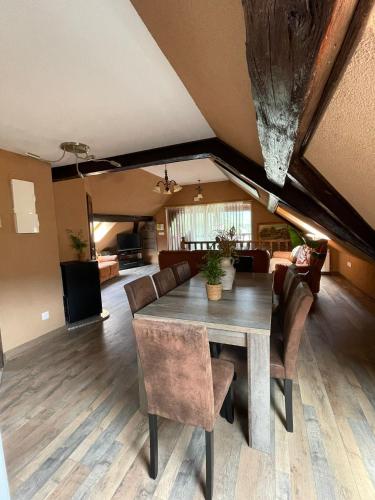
[85,169,167,216]
[154,180,283,251]
[329,241,375,299]
[0,149,65,352]
[53,179,90,262]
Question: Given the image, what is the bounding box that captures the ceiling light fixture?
[25,142,123,178]
[153,165,182,195]
[194,179,204,202]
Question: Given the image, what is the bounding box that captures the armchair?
[271,241,327,294]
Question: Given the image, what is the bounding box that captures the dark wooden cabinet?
[60,261,102,323]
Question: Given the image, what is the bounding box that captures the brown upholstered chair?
[171,260,191,285]
[124,276,157,316]
[152,268,177,297]
[132,318,235,500]
[273,265,300,314]
[270,281,313,432]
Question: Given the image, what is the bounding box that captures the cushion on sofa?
[98,254,118,263]
[295,245,312,266]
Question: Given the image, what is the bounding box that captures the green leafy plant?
[201,249,225,285]
[215,226,237,258]
[288,226,305,249]
[67,229,88,260]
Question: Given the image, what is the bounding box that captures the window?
[166,201,252,250]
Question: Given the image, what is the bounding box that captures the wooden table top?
[135,272,273,335]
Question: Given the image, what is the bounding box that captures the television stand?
[117,248,144,270]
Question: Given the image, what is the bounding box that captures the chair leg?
[205,430,214,500]
[148,414,158,479]
[209,342,222,358]
[220,382,234,424]
[284,379,293,432]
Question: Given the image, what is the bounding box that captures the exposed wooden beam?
[288,157,375,248]
[241,0,357,186]
[267,195,279,214]
[93,214,153,223]
[299,0,374,155]
[209,140,375,260]
[52,139,214,181]
[52,138,375,260]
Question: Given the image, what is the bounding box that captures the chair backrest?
[171,261,191,285]
[132,318,215,431]
[152,268,177,297]
[124,276,157,316]
[283,281,314,379]
[282,265,301,305]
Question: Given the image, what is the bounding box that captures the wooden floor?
[1,269,375,499]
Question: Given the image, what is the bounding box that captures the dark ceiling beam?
[52,138,375,260]
[93,214,153,223]
[209,140,375,260]
[52,139,214,181]
[288,157,375,248]
[299,0,375,155]
[241,0,356,186]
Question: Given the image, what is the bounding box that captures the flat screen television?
[117,232,141,250]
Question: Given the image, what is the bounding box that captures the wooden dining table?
[134,272,273,454]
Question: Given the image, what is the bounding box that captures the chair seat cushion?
[211,358,234,418]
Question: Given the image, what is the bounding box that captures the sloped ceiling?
[131,0,263,165]
[142,158,227,185]
[305,11,375,229]
[0,0,213,161]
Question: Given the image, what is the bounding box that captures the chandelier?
[194,179,204,202]
[153,165,182,195]
[26,142,123,178]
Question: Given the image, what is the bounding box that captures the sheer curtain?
[167,202,252,250]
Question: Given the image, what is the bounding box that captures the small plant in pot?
[201,249,225,301]
[67,229,88,261]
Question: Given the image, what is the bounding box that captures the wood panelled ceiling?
[131,0,263,165]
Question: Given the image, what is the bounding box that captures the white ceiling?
[142,158,228,185]
[0,0,213,163]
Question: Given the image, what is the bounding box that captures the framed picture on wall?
[258,223,289,240]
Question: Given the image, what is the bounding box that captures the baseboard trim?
[4,324,68,363]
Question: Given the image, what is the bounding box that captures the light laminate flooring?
[1,268,375,499]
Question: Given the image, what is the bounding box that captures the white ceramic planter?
[221,257,236,290]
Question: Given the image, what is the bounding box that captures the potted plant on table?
[67,229,88,261]
[201,249,225,301]
[215,226,237,290]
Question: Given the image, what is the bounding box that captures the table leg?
[247,333,271,453]
[137,352,147,415]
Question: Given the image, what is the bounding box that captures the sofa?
[271,241,328,294]
[97,255,119,284]
[158,249,270,276]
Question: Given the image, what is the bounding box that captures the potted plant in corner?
[201,249,225,301]
[67,229,88,261]
[215,226,237,290]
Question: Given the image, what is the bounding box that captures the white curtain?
[167,202,252,250]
